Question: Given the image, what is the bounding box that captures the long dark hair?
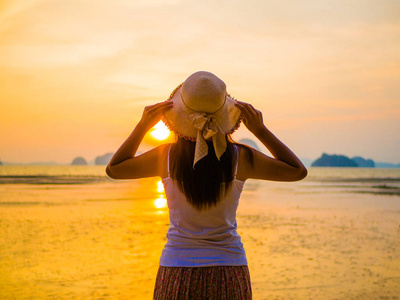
[169,136,254,210]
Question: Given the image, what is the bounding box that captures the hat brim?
[162,85,242,140]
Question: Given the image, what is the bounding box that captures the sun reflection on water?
[154,195,167,209]
[154,180,167,209]
[157,180,164,193]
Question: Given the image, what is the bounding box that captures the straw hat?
[162,71,242,167]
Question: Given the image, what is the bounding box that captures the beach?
[0,166,399,299]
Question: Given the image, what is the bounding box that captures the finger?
[244,104,261,119]
[236,100,258,111]
[157,104,173,115]
[234,101,245,107]
[238,101,257,114]
[149,101,173,110]
[235,102,253,118]
[247,105,260,116]
[234,102,250,114]
[235,101,254,111]
[146,101,173,113]
[235,100,250,106]
[150,103,173,117]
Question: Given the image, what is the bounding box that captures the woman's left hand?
[234,101,266,136]
[138,101,173,132]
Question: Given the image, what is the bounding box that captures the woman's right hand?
[234,101,266,135]
[138,101,173,132]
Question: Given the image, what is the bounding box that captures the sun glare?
[154,195,167,209]
[150,121,171,141]
[157,180,164,193]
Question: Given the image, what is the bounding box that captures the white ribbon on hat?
[188,112,227,168]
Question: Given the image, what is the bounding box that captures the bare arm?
[235,101,307,181]
[106,101,173,179]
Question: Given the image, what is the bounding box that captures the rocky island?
[352,156,375,168]
[312,153,376,167]
[71,157,88,165]
[95,153,114,165]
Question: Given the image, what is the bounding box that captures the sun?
[150,121,171,141]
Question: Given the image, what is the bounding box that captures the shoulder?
[145,143,173,157]
[159,143,174,157]
[146,143,173,166]
[234,143,255,165]
[235,143,253,157]
[157,143,174,178]
[233,143,255,181]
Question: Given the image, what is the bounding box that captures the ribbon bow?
[188,112,227,168]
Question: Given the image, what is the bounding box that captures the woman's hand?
[234,101,266,135]
[138,101,173,132]
[106,100,173,179]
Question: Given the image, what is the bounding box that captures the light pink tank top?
[159,145,247,267]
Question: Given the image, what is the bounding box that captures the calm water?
[1,166,399,197]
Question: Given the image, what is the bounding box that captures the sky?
[1,0,399,164]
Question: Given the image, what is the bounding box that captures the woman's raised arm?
[106,101,172,179]
[234,101,307,182]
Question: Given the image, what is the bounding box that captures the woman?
[106,71,307,299]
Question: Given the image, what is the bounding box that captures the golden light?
[157,180,164,193]
[154,195,167,209]
[150,121,171,141]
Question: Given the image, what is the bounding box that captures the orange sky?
[1,0,399,164]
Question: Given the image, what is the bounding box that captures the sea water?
[1,165,399,191]
[0,166,399,299]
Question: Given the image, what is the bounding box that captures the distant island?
[71,157,88,165]
[1,150,398,168]
[351,156,375,168]
[95,153,114,165]
[375,161,400,168]
[312,154,358,167]
[312,153,375,167]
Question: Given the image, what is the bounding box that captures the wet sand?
[0,176,399,299]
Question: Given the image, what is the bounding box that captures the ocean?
[1,166,399,299]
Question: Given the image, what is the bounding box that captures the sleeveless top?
[159,145,247,267]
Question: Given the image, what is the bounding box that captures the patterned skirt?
[153,265,252,300]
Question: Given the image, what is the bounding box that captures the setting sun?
[150,121,171,141]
